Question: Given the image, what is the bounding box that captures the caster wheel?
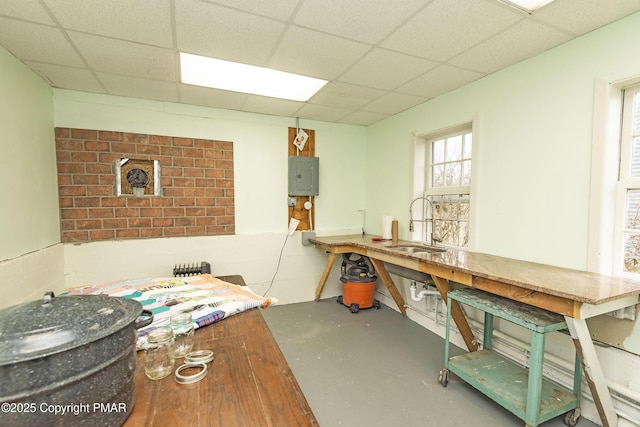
[350,303,359,313]
[336,296,343,304]
[373,300,381,309]
[563,409,580,427]
[438,368,449,387]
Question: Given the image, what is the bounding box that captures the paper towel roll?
[382,215,394,240]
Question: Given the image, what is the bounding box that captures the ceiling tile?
[97,72,178,102]
[201,0,300,21]
[0,0,54,24]
[242,95,304,117]
[0,17,84,66]
[294,0,430,44]
[382,0,522,61]
[398,64,485,98]
[338,48,437,90]
[308,82,386,109]
[2,0,640,126]
[294,103,352,122]
[338,111,389,126]
[175,0,285,66]
[449,18,572,74]
[68,31,176,81]
[269,26,370,80]
[535,0,640,35]
[179,84,249,110]
[44,0,173,48]
[24,61,105,93]
[363,92,428,115]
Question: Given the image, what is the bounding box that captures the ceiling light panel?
[180,52,327,102]
[501,0,555,12]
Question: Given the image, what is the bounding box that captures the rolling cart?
[439,288,582,427]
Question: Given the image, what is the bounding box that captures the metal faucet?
[408,196,441,246]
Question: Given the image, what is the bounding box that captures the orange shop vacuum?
[336,253,380,313]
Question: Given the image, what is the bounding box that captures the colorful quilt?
[60,274,276,350]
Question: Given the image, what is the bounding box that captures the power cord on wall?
[262,233,289,297]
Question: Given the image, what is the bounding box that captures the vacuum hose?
[340,253,376,282]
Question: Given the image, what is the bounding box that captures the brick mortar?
[55,127,235,243]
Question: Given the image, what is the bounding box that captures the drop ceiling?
[1,0,640,126]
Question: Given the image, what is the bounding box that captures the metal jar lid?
[0,292,145,366]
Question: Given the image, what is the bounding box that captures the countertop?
[123,275,318,427]
[309,234,640,306]
[309,235,639,427]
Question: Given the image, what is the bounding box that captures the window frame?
[412,121,476,249]
[614,83,640,276]
[588,77,640,278]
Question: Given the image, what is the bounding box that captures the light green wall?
[366,11,640,271]
[52,90,367,234]
[4,9,640,354]
[0,46,59,261]
[52,91,366,306]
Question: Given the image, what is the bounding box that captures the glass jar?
[170,312,195,358]
[144,327,175,380]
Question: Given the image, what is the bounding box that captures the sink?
[384,262,432,283]
[382,244,446,282]
[388,244,447,254]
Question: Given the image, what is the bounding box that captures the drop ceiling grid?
[534,0,640,34]
[380,0,524,62]
[68,31,177,81]
[0,0,638,125]
[397,64,484,99]
[267,26,371,81]
[0,17,84,66]
[43,0,174,48]
[0,0,54,25]
[25,61,105,93]
[449,19,574,74]
[174,1,287,66]
[291,0,432,45]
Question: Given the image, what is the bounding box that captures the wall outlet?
[288,196,297,207]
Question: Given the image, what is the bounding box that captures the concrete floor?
[262,298,597,427]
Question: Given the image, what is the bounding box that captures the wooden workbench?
[123,275,318,427]
[310,235,640,427]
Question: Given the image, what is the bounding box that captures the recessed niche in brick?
[115,158,161,197]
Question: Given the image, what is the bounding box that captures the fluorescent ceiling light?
[500,0,555,12]
[180,52,327,102]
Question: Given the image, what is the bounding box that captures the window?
[413,123,473,248]
[589,78,640,320]
[617,84,640,274]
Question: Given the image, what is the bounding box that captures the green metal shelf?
[448,350,578,425]
[441,288,581,427]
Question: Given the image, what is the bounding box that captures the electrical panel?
[288,156,319,196]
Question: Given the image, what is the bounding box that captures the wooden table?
[123,275,318,427]
[310,235,640,427]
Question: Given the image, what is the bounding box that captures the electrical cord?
[308,196,313,231]
[262,233,289,297]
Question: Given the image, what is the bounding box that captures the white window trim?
[587,77,640,277]
[411,116,479,250]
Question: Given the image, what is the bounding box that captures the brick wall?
[55,128,234,243]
